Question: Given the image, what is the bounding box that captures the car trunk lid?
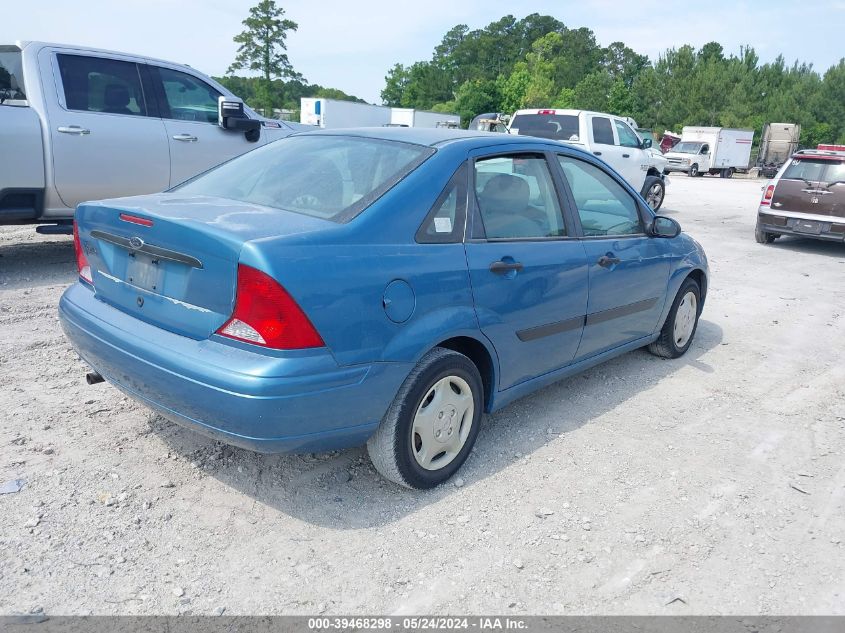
[76,193,332,339]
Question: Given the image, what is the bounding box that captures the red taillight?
[72,221,93,284]
[760,184,775,206]
[217,265,324,350]
[119,213,154,227]
[538,109,556,115]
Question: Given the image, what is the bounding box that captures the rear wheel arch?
[435,336,496,412]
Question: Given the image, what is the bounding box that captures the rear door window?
[57,54,147,116]
[591,116,614,145]
[474,154,566,239]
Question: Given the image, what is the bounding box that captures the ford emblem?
[129,236,144,250]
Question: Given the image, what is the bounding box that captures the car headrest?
[479,174,530,213]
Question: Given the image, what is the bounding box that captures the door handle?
[622,153,631,158]
[593,151,602,156]
[57,125,90,135]
[172,134,198,142]
[489,260,524,274]
[597,254,621,268]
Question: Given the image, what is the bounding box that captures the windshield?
[0,46,26,103]
[175,135,434,222]
[783,157,845,184]
[511,114,580,141]
[672,142,703,154]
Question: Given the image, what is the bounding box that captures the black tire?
[725,167,734,178]
[689,164,700,177]
[648,277,702,359]
[367,347,483,489]
[641,176,665,211]
[755,221,777,244]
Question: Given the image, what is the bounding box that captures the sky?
[4,0,844,104]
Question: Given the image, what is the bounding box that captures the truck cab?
[664,141,713,177]
[508,108,668,210]
[0,41,302,232]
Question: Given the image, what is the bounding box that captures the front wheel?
[367,347,483,489]
[648,278,701,359]
[641,176,665,211]
[689,164,700,177]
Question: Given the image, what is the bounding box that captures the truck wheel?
[755,221,777,244]
[689,164,700,177]
[725,167,734,178]
[641,176,665,211]
[367,347,483,489]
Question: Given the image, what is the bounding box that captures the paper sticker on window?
[434,217,452,233]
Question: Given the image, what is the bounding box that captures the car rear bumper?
[758,211,845,242]
[59,283,411,453]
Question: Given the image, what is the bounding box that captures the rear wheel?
[755,221,777,244]
[641,176,665,211]
[367,347,483,489]
[648,277,701,359]
[689,164,700,177]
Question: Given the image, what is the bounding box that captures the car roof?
[296,126,568,149]
[16,40,193,69]
[792,149,845,160]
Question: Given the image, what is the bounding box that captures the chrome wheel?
[645,182,664,210]
[411,375,474,471]
[673,291,698,348]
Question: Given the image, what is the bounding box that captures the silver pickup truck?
[1,41,304,233]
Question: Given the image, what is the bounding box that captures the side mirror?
[218,96,261,142]
[642,138,653,149]
[649,215,681,238]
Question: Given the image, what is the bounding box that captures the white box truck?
[390,108,460,128]
[664,126,754,178]
[300,98,390,128]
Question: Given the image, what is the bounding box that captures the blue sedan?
[60,128,708,489]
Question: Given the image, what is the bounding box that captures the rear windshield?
[511,114,579,141]
[783,157,845,184]
[0,46,26,103]
[175,135,434,222]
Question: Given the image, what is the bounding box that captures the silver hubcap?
[646,183,663,209]
[412,375,474,471]
[673,291,698,348]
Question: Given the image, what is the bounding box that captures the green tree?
[381,64,410,106]
[227,0,302,114]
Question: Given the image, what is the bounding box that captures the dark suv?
[756,149,845,244]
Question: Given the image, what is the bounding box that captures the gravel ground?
[1,176,843,616]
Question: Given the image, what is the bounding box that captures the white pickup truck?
[508,108,669,211]
[1,41,304,233]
